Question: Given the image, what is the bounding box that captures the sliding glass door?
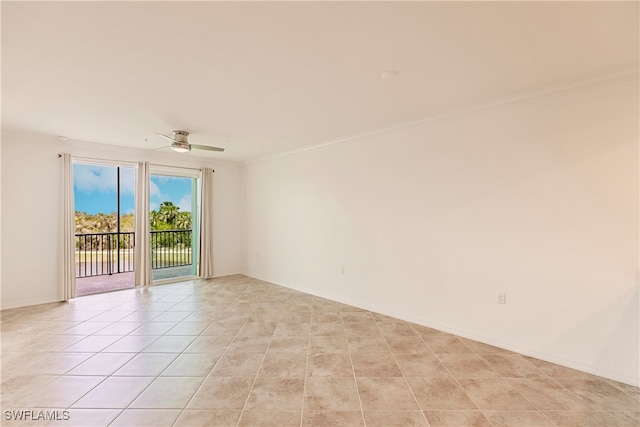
[149,169,200,282]
[72,161,201,294]
[73,162,136,295]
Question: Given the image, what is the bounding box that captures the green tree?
[120,213,135,232]
[149,210,161,229]
[175,211,191,229]
[158,201,179,227]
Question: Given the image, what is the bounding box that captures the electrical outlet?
[496,292,506,304]
[340,266,345,274]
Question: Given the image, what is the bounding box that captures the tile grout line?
[59,302,126,421]
[71,284,189,425]
[471,351,559,426]
[171,292,249,426]
[299,307,313,427]
[4,290,144,424]
[3,276,639,426]
[103,286,190,426]
[380,318,432,427]
[234,301,279,427]
[115,345,192,420]
[339,310,368,427]
[417,331,491,426]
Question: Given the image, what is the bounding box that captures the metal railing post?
[75,230,192,279]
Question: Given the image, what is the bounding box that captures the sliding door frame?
[149,164,202,283]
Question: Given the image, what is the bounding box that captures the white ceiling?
[2,1,638,162]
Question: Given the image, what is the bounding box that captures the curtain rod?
[58,154,137,167]
[150,162,213,173]
[57,155,214,173]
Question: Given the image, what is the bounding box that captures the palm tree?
[158,201,179,227]
[149,210,161,229]
[92,213,116,232]
[174,212,191,230]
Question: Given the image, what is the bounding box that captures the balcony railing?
[75,232,134,278]
[75,230,192,278]
[150,229,192,270]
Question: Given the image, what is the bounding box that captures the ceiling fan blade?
[152,145,171,151]
[190,144,225,152]
[155,133,177,143]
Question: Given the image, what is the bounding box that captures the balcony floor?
[76,265,194,296]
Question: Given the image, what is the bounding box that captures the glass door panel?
[149,173,199,282]
[73,163,136,295]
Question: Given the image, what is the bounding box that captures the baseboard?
[1,296,62,311]
[248,274,640,388]
[367,305,640,388]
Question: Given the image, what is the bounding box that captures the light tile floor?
[1,275,638,426]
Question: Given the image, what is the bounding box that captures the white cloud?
[149,179,162,198]
[73,165,116,194]
[154,175,186,183]
[177,194,192,212]
[148,175,194,212]
[73,164,136,195]
[119,167,136,195]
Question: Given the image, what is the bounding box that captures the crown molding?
[246,67,639,166]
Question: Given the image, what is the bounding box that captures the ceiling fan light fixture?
[171,142,191,153]
[155,129,224,153]
[381,70,399,79]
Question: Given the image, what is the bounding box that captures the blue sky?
[73,164,193,214]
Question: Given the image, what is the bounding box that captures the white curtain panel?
[199,168,215,279]
[59,153,76,300]
[134,161,152,287]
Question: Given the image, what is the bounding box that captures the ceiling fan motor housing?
[172,131,191,152]
[173,130,190,142]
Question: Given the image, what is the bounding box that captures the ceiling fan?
[155,130,225,153]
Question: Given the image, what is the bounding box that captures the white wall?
[243,77,640,386]
[1,132,242,309]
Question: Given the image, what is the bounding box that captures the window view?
[150,174,198,281]
[73,163,136,295]
[72,163,199,295]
